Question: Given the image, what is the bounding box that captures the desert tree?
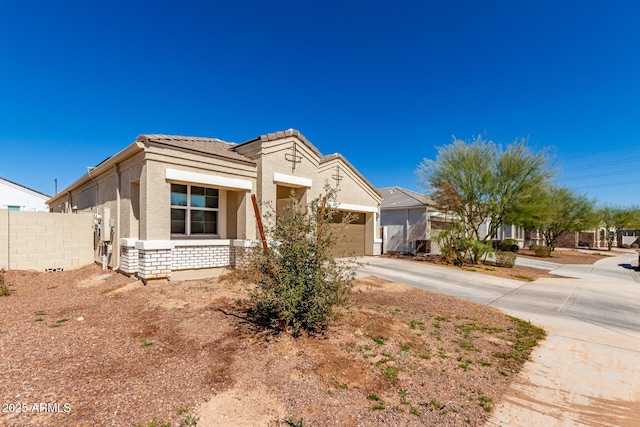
[597,205,640,250]
[417,135,553,263]
[521,185,597,252]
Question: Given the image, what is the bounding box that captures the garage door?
[330,211,366,257]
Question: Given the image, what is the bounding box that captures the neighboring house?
[0,176,50,212]
[48,129,382,281]
[478,221,527,248]
[379,186,533,253]
[561,228,622,249]
[618,229,640,248]
[379,187,453,254]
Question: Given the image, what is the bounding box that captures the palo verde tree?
[229,185,354,334]
[521,185,597,252]
[596,205,640,250]
[417,135,553,263]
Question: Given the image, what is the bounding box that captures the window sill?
[171,238,232,247]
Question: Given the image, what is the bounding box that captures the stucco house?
[380,187,537,253]
[0,176,50,212]
[478,221,527,248]
[379,187,453,254]
[47,129,382,281]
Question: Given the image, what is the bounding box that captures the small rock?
[76,317,84,321]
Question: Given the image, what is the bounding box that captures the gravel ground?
[0,263,548,427]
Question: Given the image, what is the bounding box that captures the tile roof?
[379,187,436,209]
[237,128,324,158]
[137,134,255,164]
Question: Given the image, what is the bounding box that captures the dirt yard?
[0,257,554,427]
[384,248,609,282]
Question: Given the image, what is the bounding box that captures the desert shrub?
[0,269,11,297]
[529,245,551,258]
[229,186,354,334]
[499,239,520,253]
[437,224,493,265]
[495,251,516,268]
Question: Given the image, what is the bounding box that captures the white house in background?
[0,177,50,212]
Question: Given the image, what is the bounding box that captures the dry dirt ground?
[0,250,598,427]
[385,248,610,282]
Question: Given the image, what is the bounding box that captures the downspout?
[6,210,10,269]
[87,167,105,268]
[87,167,98,211]
[114,164,121,271]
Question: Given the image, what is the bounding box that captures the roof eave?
[47,141,144,205]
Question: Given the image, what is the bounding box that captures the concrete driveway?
[355,254,640,426]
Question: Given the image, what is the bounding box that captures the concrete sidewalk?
[355,255,640,426]
[487,277,640,426]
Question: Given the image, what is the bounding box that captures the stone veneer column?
[135,240,175,282]
[119,238,139,275]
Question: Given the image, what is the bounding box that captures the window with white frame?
[171,184,219,235]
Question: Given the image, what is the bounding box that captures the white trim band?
[273,172,312,188]
[172,239,232,247]
[330,202,378,213]
[120,238,138,247]
[166,169,252,191]
[135,240,176,250]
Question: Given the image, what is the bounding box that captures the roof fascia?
[234,129,324,159]
[320,155,382,199]
[47,141,144,205]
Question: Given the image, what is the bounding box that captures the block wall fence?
[0,211,95,271]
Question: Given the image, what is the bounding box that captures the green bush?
[437,223,493,266]
[529,245,551,258]
[229,186,354,334]
[620,244,630,249]
[495,251,516,268]
[499,239,520,253]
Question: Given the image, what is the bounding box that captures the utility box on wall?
[98,207,111,241]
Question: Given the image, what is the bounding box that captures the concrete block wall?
[119,239,139,275]
[0,211,94,271]
[137,247,173,281]
[172,243,231,270]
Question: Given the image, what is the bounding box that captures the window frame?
[170,183,220,237]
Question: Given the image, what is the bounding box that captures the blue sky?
[1,1,638,206]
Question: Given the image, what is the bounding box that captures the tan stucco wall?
[315,158,380,208]
[49,151,146,267]
[46,132,382,266]
[142,143,258,241]
[0,211,94,271]
[236,135,382,254]
[246,137,319,203]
